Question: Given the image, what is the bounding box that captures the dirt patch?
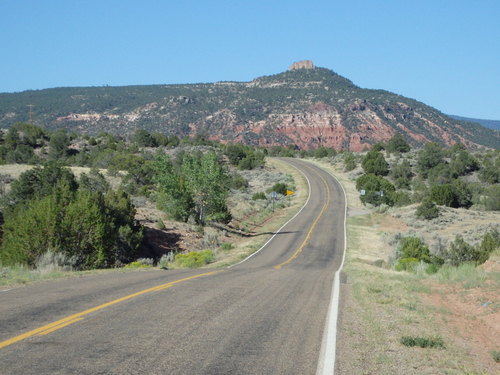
[421,281,500,374]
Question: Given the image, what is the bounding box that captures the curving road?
[0,159,346,375]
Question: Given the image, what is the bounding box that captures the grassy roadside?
[309,158,499,375]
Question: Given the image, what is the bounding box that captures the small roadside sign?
[360,189,366,196]
[271,191,278,199]
[286,190,294,196]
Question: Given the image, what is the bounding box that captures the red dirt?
[421,282,500,374]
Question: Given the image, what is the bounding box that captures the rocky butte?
[0,63,498,150]
[288,60,315,71]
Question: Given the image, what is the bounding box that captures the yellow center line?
[274,167,331,269]
[0,270,223,349]
[37,318,84,336]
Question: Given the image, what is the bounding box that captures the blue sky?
[1,0,499,119]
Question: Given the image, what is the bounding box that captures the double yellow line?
[274,167,331,269]
[0,270,222,349]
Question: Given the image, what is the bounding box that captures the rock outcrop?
[288,60,315,71]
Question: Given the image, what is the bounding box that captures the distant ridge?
[448,115,500,131]
[0,65,499,150]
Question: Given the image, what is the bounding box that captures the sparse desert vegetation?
[308,137,499,375]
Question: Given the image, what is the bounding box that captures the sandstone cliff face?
[188,100,475,151]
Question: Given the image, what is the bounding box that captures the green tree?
[133,129,156,147]
[6,162,78,208]
[343,152,356,171]
[313,146,336,158]
[427,163,453,185]
[449,149,479,177]
[429,184,455,207]
[356,173,395,206]
[79,168,110,193]
[49,130,70,160]
[451,179,472,208]
[0,183,142,269]
[361,150,389,176]
[155,155,195,222]
[477,230,500,264]
[0,193,61,266]
[181,152,231,224]
[417,142,445,177]
[386,133,410,153]
[478,157,500,184]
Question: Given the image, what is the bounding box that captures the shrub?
[395,257,419,271]
[125,259,153,269]
[400,335,444,349]
[228,173,249,190]
[343,152,357,171]
[313,146,336,158]
[174,250,214,268]
[478,159,500,184]
[483,185,500,211]
[451,179,472,208]
[449,149,479,176]
[220,243,234,251]
[35,251,77,273]
[491,350,500,363]
[392,191,411,207]
[252,192,267,200]
[371,142,385,151]
[427,163,453,185]
[390,159,413,180]
[442,235,493,266]
[267,183,287,196]
[429,184,455,207]
[416,200,440,220]
[398,237,431,263]
[157,252,174,269]
[477,230,500,263]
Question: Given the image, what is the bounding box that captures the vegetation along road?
[0,159,346,374]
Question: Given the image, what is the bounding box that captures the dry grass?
[208,158,309,267]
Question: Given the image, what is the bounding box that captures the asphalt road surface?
[0,158,346,375]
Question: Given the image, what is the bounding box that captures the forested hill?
[1,65,498,150]
[448,115,500,131]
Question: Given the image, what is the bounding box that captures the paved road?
[0,159,346,375]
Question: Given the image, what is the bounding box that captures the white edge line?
[228,160,312,268]
[316,168,348,375]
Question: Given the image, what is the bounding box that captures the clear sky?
[1,0,499,119]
